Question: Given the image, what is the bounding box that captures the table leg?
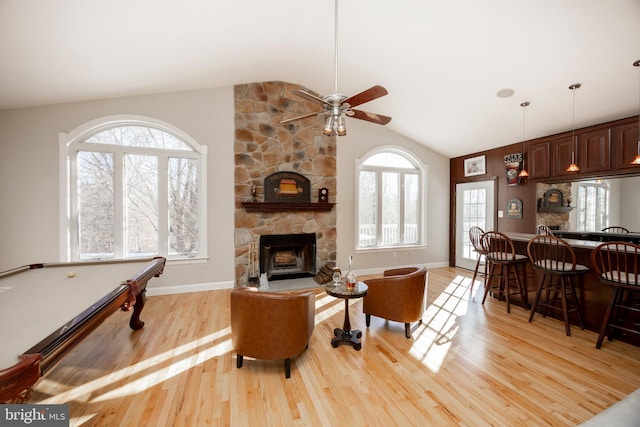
[129,289,146,330]
[331,298,363,350]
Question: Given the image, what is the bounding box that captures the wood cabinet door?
[579,128,611,173]
[552,136,577,177]
[528,141,550,178]
[612,121,640,171]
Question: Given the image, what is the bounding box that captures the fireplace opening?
[260,233,316,280]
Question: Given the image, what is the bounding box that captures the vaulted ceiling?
[1,0,639,158]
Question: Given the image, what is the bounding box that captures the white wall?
[0,86,451,291]
[0,88,236,292]
[336,119,450,275]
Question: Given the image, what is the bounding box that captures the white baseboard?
[145,262,450,296]
[355,261,448,277]
[146,280,234,296]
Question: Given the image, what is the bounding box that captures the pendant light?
[632,60,640,165]
[518,101,530,178]
[566,83,581,172]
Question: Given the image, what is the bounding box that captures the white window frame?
[575,180,609,232]
[59,114,208,262]
[355,146,427,250]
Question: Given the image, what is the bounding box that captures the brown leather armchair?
[363,267,428,338]
[230,288,315,378]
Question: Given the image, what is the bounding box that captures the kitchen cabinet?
[579,128,611,174]
[612,120,640,172]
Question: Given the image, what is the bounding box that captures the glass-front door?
[455,180,495,270]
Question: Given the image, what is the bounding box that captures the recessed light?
[497,88,515,98]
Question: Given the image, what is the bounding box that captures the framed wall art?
[464,155,486,177]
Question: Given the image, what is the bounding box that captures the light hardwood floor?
[31,267,640,426]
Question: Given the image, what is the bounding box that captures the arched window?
[356,147,425,249]
[60,115,207,261]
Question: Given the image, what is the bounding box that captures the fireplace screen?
[260,233,316,280]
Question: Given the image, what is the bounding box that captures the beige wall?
[0,85,450,291]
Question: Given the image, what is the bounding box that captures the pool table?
[0,257,166,403]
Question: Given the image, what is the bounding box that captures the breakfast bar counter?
[503,232,639,346]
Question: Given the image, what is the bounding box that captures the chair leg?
[568,276,584,330]
[482,263,496,305]
[596,288,620,349]
[514,263,528,309]
[560,278,571,336]
[405,323,411,339]
[503,265,511,313]
[471,256,482,298]
[366,314,371,327]
[237,354,243,369]
[284,358,291,379]
[528,274,546,323]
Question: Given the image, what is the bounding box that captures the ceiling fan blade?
[349,109,392,125]
[293,90,331,107]
[343,85,388,108]
[280,110,323,124]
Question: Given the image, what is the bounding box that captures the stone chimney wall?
[233,81,337,285]
[536,182,572,230]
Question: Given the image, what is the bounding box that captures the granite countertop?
[505,232,601,249]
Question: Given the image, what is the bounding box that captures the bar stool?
[481,231,529,313]
[526,235,588,336]
[591,241,640,349]
[468,226,488,299]
[536,224,554,236]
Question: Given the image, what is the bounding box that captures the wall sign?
[506,198,523,218]
[504,153,523,186]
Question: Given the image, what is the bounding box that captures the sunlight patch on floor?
[410,275,476,372]
[37,326,232,404]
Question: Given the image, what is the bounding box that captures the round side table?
[325,282,368,350]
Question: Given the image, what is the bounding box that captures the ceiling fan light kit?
[280,0,391,136]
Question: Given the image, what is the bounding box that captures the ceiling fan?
[280,0,391,136]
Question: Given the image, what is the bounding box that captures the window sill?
[355,245,426,254]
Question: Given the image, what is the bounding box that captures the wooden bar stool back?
[468,226,488,299]
[480,231,529,313]
[591,241,640,349]
[601,226,630,234]
[526,235,588,336]
[536,224,554,236]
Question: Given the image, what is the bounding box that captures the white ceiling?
[1,0,639,158]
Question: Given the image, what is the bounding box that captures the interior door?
[455,180,495,270]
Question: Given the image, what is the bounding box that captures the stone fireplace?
[233,81,337,285]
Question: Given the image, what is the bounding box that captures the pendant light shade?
[632,60,640,165]
[518,101,530,178]
[566,83,581,172]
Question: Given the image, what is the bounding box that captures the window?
[356,148,424,249]
[461,187,487,260]
[575,181,609,232]
[61,115,207,261]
